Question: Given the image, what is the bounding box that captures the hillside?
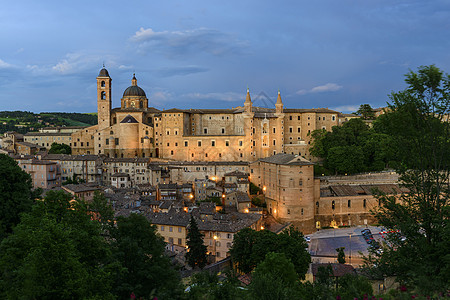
[0,111,97,134]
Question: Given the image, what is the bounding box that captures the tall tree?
[367,65,450,294]
[186,215,208,269]
[112,213,182,299]
[0,154,33,239]
[0,190,115,299]
[356,104,376,120]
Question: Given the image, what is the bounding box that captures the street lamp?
[348,233,353,264]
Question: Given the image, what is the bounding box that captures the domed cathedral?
[72,67,159,158]
[71,67,341,161]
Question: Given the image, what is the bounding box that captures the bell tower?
[97,66,112,131]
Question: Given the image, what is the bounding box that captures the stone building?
[70,67,340,162]
[14,155,61,189]
[250,153,316,233]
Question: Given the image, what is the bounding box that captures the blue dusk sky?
[0,1,449,113]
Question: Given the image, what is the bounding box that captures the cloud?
[0,59,14,69]
[130,27,249,58]
[184,92,243,102]
[331,105,360,113]
[296,83,343,95]
[156,65,209,77]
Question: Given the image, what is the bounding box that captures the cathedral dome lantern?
[121,74,148,109]
[123,74,147,97]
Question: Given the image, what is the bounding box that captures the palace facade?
[71,67,340,162]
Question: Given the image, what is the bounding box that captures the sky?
[0,0,449,113]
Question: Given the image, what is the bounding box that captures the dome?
[98,68,110,77]
[122,74,146,97]
[123,85,146,97]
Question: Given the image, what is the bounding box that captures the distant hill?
[0,111,97,134]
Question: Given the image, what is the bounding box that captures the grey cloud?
[156,65,209,77]
[130,27,249,58]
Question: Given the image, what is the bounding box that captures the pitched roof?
[120,115,139,124]
[258,153,313,166]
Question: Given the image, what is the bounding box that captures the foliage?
[0,111,97,134]
[336,247,346,264]
[251,196,266,208]
[186,270,244,300]
[310,118,395,174]
[112,213,182,299]
[366,65,450,294]
[249,182,261,195]
[48,142,72,154]
[335,274,373,300]
[0,154,33,239]
[248,252,301,300]
[62,174,85,185]
[230,226,310,278]
[356,104,376,120]
[0,190,116,299]
[186,216,208,269]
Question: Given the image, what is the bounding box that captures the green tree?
[248,252,300,300]
[0,154,34,239]
[356,104,376,120]
[48,142,72,154]
[367,65,450,294]
[186,216,208,269]
[336,247,345,264]
[0,190,115,299]
[230,226,310,277]
[335,274,373,300]
[112,213,182,299]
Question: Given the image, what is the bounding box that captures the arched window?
[101,81,105,87]
[101,91,106,100]
[332,200,335,210]
[363,199,367,208]
[140,101,143,108]
[316,201,319,214]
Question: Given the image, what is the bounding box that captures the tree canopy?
[309,118,395,174]
[0,154,34,239]
[356,104,376,120]
[366,65,450,294]
[48,142,72,154]
[186,215,208,269]
[230,226,310,278]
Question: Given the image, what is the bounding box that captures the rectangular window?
[161,226,165,231]
[222,128,225,134]
[178,227,182,233]
[106,139,109,145]
[204,128,208,134]
[289,127,293,133]
[226,141,229,146]
[239,140,243,146]
[211,141,215,147]
[178,238,182,245]
[115,138,119,145]
[184,141,188,147]
[273,128,276,134]
[198,141,202,147]
[169,227,173,232]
